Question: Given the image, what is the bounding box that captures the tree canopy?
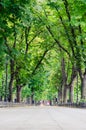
[0,0,86,104]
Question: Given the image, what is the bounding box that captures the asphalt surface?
[0,106,86,130]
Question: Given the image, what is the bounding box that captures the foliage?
[0,0,86,103]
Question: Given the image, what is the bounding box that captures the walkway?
[0,106,86,130]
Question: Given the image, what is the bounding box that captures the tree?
[0,0,86,104]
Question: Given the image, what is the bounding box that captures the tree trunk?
[29,95,34,105]
[69,85,74,103]
[58,88,62,103]
[8,77,13,102]
[68,65,77,103]
[63,86,68,103]
[1,76,4,101]
[81,73,86,99]
[61,58,68,103]
[4,60,8,102]
[16,85,21,103]
[8,59,15,102]
[79,69,86,99]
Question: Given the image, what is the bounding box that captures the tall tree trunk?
[0,76,4,101]
[8,77,13,102]
[63,86,68,103]
[16,72,22,103]
[58,88,62,103]
[79,69,86,99]
[69,85,74,103]
[61,58,67,103]
[68,66,77,103]
[81,78,83,99]
[29,94,34,105]
[8,59,14,102]
[81,73,86,99]
[16,85,22,103]
[4,59,8,102]
[15,63,23,103]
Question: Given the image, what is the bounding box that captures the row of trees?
[0,0,86,104]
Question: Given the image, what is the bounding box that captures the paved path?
[0,106,86,130]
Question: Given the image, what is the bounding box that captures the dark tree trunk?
[29,85,34,105]
[16,85,22,103]
[58,88,62,103]
[15,64,22,103]
[8,59,15,102]
[4,60,8,102]
[8,77,13,102]
[0,76,4,101]
[29,95,34,105]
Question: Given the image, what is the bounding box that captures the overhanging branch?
[46,26,70,57]
[31,43,55,75]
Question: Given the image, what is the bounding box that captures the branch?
[55,8,75,57]
[25,26,31,54]
[68,65,77,86]
[31,43,55,75]
[62,0,77,46]
[34,9,70,57]
[29,31,42,45]
[31,50,48,75]
[25,28,42,54]
[46,26,70,57]
[61,58,67,85]
[78,24,83,45]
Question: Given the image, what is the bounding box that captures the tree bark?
[4,59,8,102]
[8,77,13,102]
[58,88,62,103]
[79,69,86,99]
[69,85,74,103]
[63,86,68,103]
[16,85,22,103]
[8,59,15,102]
[61,58,68,103]
[15,67,22,103]
[81,73,86,99]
